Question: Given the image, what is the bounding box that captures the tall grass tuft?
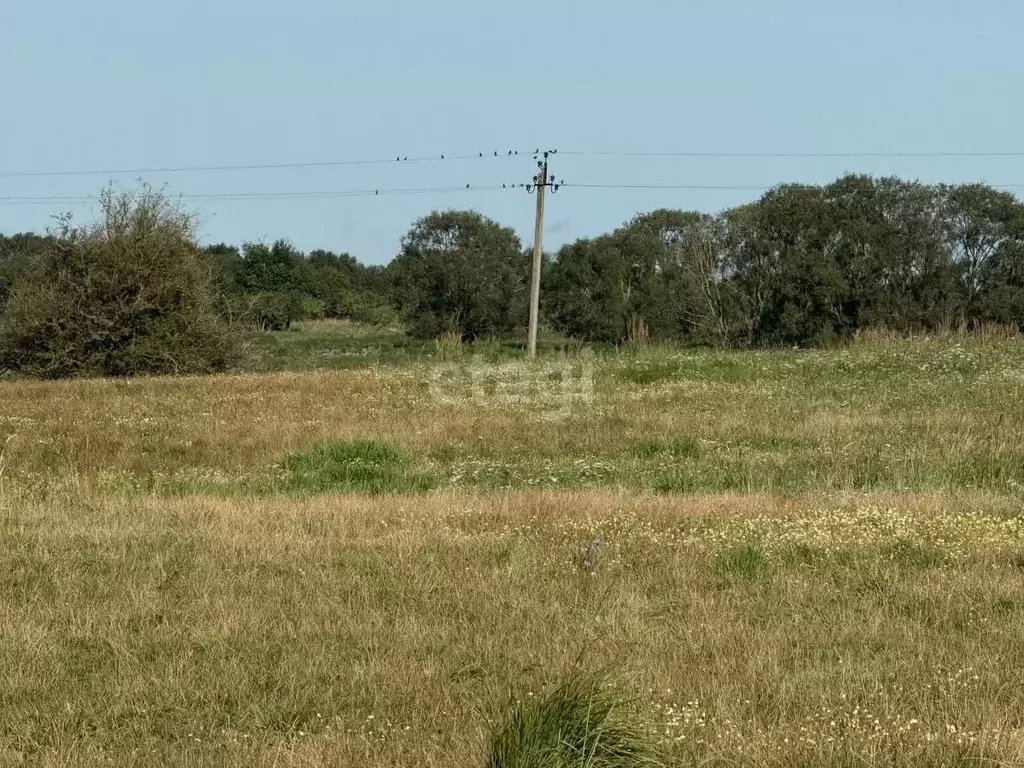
[436,330,466,361]
[488,673,664,768]
[625,316,650,349]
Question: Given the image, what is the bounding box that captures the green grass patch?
[172,440,436,497]
[272,440,434,495]
[714,544,771,582]
[887,540,947,570]
[249,322,433,371]
[616,361,679,385]
[778,542,822,567]
[631,437,701,460]
[652,471,694,494]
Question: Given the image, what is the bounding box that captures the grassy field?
[2,324,1024,766]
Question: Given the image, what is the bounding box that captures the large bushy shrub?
[0,186,242,378]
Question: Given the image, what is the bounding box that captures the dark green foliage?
[236,240,305,297]
[731,184,850,346]
[543,236,634,343]
[545,176,1024,347]
[543,209,736,345]
[0,186,241,378]
[5,175,1024,358]
[0,233,57,314]
[389,210,528,339]
[488,673,663,768]
[243,292,308,332]
[200,240,398,330]
[203,243,243,299]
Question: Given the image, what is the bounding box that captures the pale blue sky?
[2,0,1022,263]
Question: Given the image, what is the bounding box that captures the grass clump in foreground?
[489,673,664,768]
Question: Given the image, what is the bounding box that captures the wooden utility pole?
[527,154,548,358]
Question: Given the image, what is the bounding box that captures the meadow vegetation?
[1,323,1023,765]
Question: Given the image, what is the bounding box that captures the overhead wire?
[5,179,1024,206]
[0,185,511,206]
[0,149,538,179]
[559,150,1024,159]
[563,182,1024,191]
[3,145,1024,206]
[4,148,1024,179]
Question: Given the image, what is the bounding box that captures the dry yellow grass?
[1,336,1023,498]
[2,337,1024,765]
[2,490,1024,766]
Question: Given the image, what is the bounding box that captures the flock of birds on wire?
[380,149,563,195]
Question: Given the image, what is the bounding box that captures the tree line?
[390,174,1024,346]
[1,174,1022,377]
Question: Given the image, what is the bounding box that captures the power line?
[561,150,1024,159]
[4,180,1024,207]
[0,150,536,179]
[566,183,773,191]
[0,185,510,206]
[564,182,1024,191]
[5,148,1024,179]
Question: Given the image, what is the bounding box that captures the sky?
[2,0,1023,264]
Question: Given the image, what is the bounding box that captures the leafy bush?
[0,185,241,378]
[336,290,402,327]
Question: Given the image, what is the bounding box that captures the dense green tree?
[203,243,243,296]
[545,210,734,344]
[232,240,309,330]
[544,236,631,343]
[729,184,849,346]
[939,183,1024,324]
[388,210,527,339]
[237,240,305,296]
